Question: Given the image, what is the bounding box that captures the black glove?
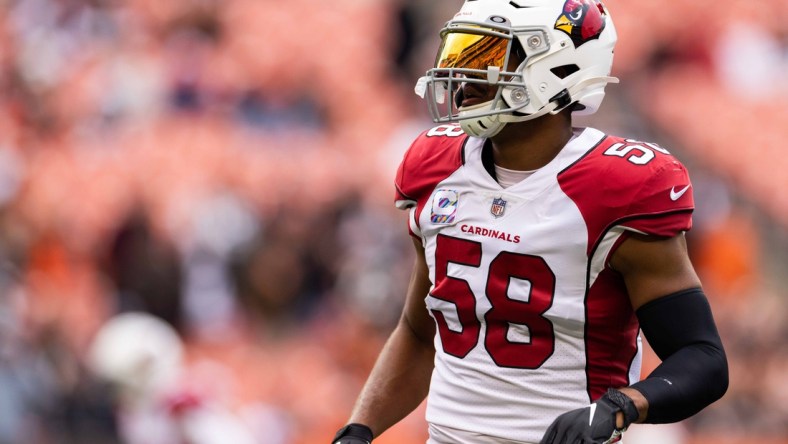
[539,389,639,444]
[332,423,374,444]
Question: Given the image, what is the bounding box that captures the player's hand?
[332,423,373,444]
[539,389,638,444]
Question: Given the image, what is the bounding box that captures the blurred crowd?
[0,0,785,443]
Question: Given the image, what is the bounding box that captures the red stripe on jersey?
[585,266,640,401]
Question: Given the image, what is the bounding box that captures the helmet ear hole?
[550,64,580,79]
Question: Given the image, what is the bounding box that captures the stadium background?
[0,0,785,443]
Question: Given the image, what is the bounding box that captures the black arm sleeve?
[631,287,728,424]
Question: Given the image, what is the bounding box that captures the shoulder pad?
[394,125,467,210]
[559,135,694,252]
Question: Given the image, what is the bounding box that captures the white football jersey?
[394,125,694,443]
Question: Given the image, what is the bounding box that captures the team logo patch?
[431,189,459,224]
[554,0,607,48]
[490,197,507,218]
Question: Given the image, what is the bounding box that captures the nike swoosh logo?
[588,403,597,426]
[670,184,690,201]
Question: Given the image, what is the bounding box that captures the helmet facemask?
[416,19,550,137]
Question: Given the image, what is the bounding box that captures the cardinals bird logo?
[554,0,607,47]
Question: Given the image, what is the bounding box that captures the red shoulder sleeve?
[394,125,467,211]
[621,155,693,236]
[558,135,694,254]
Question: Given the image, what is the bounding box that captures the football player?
[333,1,728,443]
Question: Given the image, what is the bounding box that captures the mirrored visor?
[436,26,510,71]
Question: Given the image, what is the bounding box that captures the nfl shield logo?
[490,197,507,218]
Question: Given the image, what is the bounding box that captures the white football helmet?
[415,0,618,138]
[88,312,184,398]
